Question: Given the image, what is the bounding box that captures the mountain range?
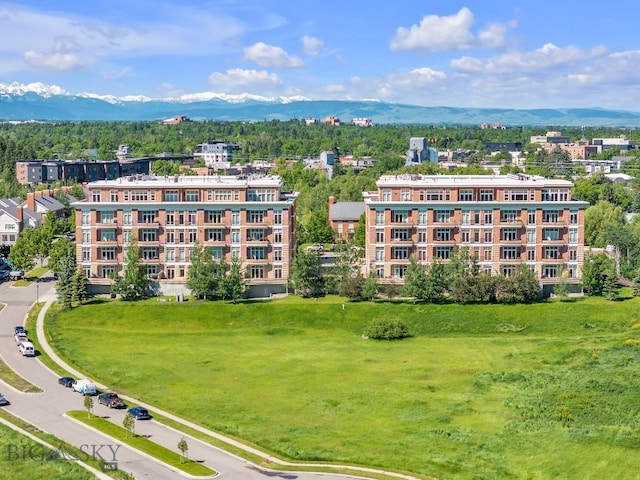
[2,82,640,127]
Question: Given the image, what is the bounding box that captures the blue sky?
[0,0,639,109]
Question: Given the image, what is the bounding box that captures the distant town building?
[328,196,365,241]
[483,141,522,152]
[323,116,341,126]
[162,115,190,125]
[116,145,131,160]
[320,151,335,166]
[351,117,373,127]
[303,117,318,125]
[193,141,241,168]
[591,135,635,151]
[406,137,437,164]
[530,131,570,145]
[16,159,150,186]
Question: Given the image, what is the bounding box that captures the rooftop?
[86,174,283,188]
[376,174,573,188]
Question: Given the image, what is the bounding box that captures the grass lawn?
[46,294,640,480]
[13,265,49,287]
[67,411,216,476]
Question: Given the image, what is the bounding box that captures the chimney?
[16,205,23,222]
[328,196,335,206]
[27,192,35,212]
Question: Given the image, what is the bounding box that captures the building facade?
[363,174,587,292]
[16,159,149,186]
[73,174,297,297]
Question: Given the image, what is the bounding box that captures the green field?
[46,294,640,480]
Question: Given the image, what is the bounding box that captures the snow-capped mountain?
[2,81,640,126]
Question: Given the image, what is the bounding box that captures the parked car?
[128,407,151,420]
[0,393,9,406]
[18,341,35,357]
[98,392,126,409]
[14,326,26,335]
[9,270,24,280]
[73,379,97,396]
[15,333,28,345]
[58,377,75,388]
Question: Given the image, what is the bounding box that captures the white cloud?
[390,7,514,52]
[243,42,304,68]
[208,68,281,92]
[451,43,609,75]
[24,51,84,71]
[302,36,323,56]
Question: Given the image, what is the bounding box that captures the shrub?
[364,318,411,340]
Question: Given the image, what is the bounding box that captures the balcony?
[247,256,270,264]
[97,237,118,245]
[138,238,160,246]
[203,238,227,246]
[541,237,565,245]
[390,237,413,245]
[542,218,566,227]
[96,218,118,227]
[246,236,269,245]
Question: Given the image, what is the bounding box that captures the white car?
[18,341,35,357]
[73,379,97,396]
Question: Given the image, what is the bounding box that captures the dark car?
[98,392,126,409]
[128,407,151,420]
[14,326,26,335]
[58,377,75,388]
[0,393,9,406]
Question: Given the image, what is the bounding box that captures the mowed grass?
[46,295,640,480]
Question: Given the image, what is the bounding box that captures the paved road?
[0,277,406,480]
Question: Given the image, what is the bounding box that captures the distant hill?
[2,82,640,126]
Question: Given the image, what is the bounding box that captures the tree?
[582,253,614,296]
[72,268,89,305]
[633,269,640,297]
[217,257,247,303]
[123,412,136,437]
[338,270,365,300]
[584,201,625,247]
[495,266,540,304]
[402,258,429,303]
[187,243,223,299]
[8,228,36,272]
[56,248,77,310]
[111,237,148,300]
[290,250,324,297]
[361,272,380,301]
[177,437,189,464]
[353,213,366,248]
[305,207,334,244]
[48,238,74,274]
[603,271,619,301]
[83,395,93,418]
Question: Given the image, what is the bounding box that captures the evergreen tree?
[402,258,430,303]
[56,250,76,310]
[217,258,247,303]
[72,268,89,305]
[305,207,334,244]
[111,237,147,300]
[361,272,380,301]
[603,271,619,301]
[290,250,324,297]
[633,270,640,297]
[187,243,222,299]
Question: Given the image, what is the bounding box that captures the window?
[570,211,578,225]
[82,247,91,262]
[461,211,470,225]
[392,247,409,260]
[401,188,410,201]
[231,212,240,225]
[123,190,129,201]
[569,248,577,261]
[166,268,175,279]
[501,265,517,277]
[480,189,494,201]
[274,267,283,279]
[417,229,427,243]
[250,266,264,279]
[248,210,266,223]
[375,230,384,243]
[123,212,132,226]
[131,190,148,202]
[140,229,157,242]
[461,231,470,243]
[100,211,115,224]
[273,211,283,225]
[233,190,240,201]
[426,189,451,201]
[247,228,265,241]
[393,265,407,278]
[123,231,132,243]
[484,230,492,243]
[435,228,451,241]
[543,246,560,259]
[215,189,231,201]
[418,211,427,225]
[501,246,519,259]
[206,210,223,223]
[166,249,175,262]
[435,246,452,259]
[165,212,174,225]
[527,229,536,243]
[231,246,240,260]
[391,228,410,241]
[91,190,101,202]
[101,248,116,260]
[527,247,535,261]
[569,228,578,244]
[247,189,276,201]
[501,210,518,223]
[164,190,179,202]
[248,247,265,260]
[100,229,115,242]
[527,211,536,224]
[376,267,385,278]
[81,212,90,225]
[542,189,569,201]
[206,229,224,241]
[543,228,560,241]
[166,231,174,243]
[100,266,116,279]
[273,229,283,243]
[483,249,492,261]
[146,265,158,277]
[231,230,240,243]
[110,190,118,202]
[501,228,519,241]
[543,265,558,278]
[392,210,408,223]
[459,189,473,201]
[435,210,451,223]
[382,189,391,201]
[417,248,427,261]
[484,211,493,224]
[543,210,560,223]
[142,248,159,260]
[140,211,157,224]
[274,248,283,262]
[185,190,199,202]
[375,248,384,261]
[376,211,385,225]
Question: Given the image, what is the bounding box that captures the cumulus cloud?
[302,36,323,56]
[24,51,84,70]
[208,68,281,91]
[451,43,609,75]
[243,42,304,68]
[390,7,515,52]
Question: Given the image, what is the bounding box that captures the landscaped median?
[67,410,216,477]
[12,265,50,287]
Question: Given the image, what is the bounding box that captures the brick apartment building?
[363,174,588,294]
[73,174,297,297]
